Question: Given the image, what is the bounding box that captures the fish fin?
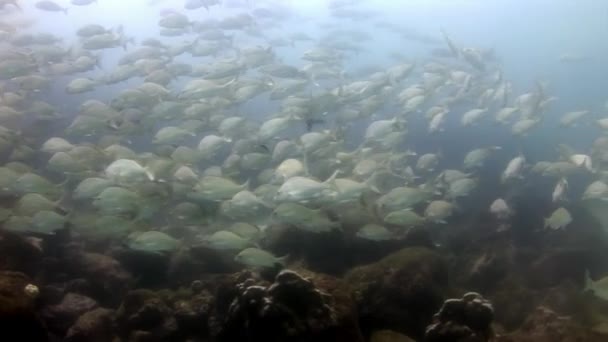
[143,168,155,181]
[584,269,594,293]
[299,152,310,176]
[364,172,381,194]
[323,169,340,185]
[362,192,383,221]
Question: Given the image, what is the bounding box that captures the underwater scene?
[2,0,608,341]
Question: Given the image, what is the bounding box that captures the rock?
[190,280,204,293]
[42,292,98,335]
[0,229,43,273]
[344,247,448,340]
[115,289,182,341]
[33,245,132,307]
[297,269,364,342]
[263,223,433,275]
[538,281,586,317]
[65,308,115,342]
[73,252,133,306]
[489,276,537,330]
[215,269,363,342]
[497,306,607,342]
[116,248,171,287]
[464,243,512,291]
[527,249,590,288]
[0,271,48,342]
[424,292,494,342]
[370,329,416,342]
[167,246,240,285]
[264,225,355,274]
[172,290,213,337]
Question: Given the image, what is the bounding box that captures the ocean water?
[2,0,608,341]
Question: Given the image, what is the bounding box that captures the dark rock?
[129,330,154,342]
[190,280,204,293]
[527,249,590,288]
[538,281,587,317]
[496,306,607,342]
[115,289,180,341]
[465,245,512,291]
[296,269,364,342]
[75,252,133,305]
[42,292,98,335]
[116,249,170,287]
[0,229,44,273]
[172,291,213,337]
[489,276,537,330]
[64,278,92,294]
[207,271,256,337]
[265,225,354,274]
[40,284,66,305]
[370,329,416,342]
[39,246,133,307]
[0,271,48,342]
[215,269,363,342]
[344,247,448,340]
[167,246,240,285]
[265,224,435,275]
[424,292,494,342]
[65,308,115,342]
[117,290,171,330]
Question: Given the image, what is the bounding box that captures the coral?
[424,292,494,342]
[344,247,448,340]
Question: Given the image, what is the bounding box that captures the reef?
[2,220,608,341]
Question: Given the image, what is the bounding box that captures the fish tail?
[277,254,289,266]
